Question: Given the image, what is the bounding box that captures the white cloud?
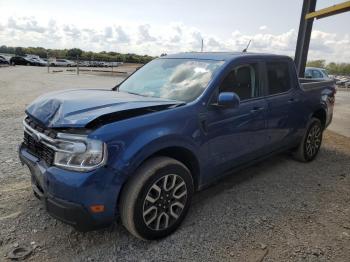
[138,24,157,43]
[104,26,113,39]
[0,15,349,62]
[115,26,130,43]
[7,16,46,33]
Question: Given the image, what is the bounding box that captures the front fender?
[121,133,200,178]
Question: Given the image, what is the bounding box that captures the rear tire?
[293,118,323,162]
[119,156,194,240]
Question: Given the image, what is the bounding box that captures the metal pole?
[201,39,204,52]
[294,0,317,77]
[47,51,49,73]
[77,55,79,75]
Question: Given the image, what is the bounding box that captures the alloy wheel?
[306,124,321,158]
[142,174,187,231]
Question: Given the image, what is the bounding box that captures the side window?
[312,70,323,79]
[219,63,260,100]
[266,61,291,95]
[305,69,312,78]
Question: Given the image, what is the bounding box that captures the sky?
[0,0,349,62]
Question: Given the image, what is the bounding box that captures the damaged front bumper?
[18,143,120,231]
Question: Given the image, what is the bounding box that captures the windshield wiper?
[125,91,151,97]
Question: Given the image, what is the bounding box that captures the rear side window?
[266,62,291,95]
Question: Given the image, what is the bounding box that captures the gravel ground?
[329,90,350,137]
[0,66,350,261]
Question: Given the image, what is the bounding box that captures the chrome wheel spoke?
[163,175,177,191]
[156,212,169,230]
[145,184,161,204]
[143,206,158,226]
[170,201,184,219]
[173,181,186,199]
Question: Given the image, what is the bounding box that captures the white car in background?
[110,61,123,67]
[50,59,76,67]
[305,67,331,80]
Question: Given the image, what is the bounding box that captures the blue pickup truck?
[19,52,335,240]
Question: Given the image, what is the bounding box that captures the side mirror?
[215,92,240,108]
[305,74,312,79]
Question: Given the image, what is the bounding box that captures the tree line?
[1,45,349,74]
[0,45,155,64]
[307,60,350,76]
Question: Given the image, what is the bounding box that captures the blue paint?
[20,52,336,229]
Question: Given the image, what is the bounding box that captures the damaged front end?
[85,103,184,129]
[23,98,183,171]
[25,88,184,128]
[23,117,107,172]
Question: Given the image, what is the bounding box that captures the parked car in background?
[335,76,350,87]
[78,61,90,67]
[19,52,336,240]
[27,57,47,66]
[110,62,123,67]
[305,67,331,80]
[0,55,9,65]
[10,56,41,66]
[50,59,76,67]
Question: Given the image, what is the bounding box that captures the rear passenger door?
[264,60,302,150]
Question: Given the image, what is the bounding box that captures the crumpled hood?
[26,89,179,128]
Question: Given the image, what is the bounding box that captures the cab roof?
[162,52,291,62]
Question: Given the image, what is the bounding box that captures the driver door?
[204,62,268,176]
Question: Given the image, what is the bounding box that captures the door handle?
[250,107,264,113]
[288,98,299,103]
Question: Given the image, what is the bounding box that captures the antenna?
[201,38,204,52]
[242,40,252,53]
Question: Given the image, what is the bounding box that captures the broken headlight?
[54,133,107,172]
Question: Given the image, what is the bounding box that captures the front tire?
[293,118,323,162]
[119,156,194,240]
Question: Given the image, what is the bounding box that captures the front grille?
[25,117,57,138]
[23,131,55,165]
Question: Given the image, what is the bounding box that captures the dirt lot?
[0,66,349,261]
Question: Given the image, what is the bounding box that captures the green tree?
[67,48,83,59]
[15,47,25,56]
[1,45,156,64]
[306,60,326,68]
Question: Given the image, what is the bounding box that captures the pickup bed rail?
[299,78,335,91]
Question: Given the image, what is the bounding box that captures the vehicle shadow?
[191,152,291,206]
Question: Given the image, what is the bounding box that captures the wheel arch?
[148,146,200,191]
[120,142,201,194]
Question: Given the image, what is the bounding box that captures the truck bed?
[299,78,335,91]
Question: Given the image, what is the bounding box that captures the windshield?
[118,58,224,102]
[321,69,329,78]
